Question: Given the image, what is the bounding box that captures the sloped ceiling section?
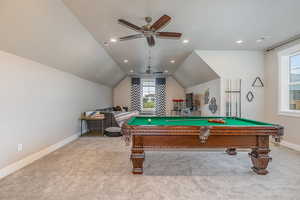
[174,51,220,88]
[0,0,125,87]
[63,0,300,75]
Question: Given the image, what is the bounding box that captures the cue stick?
[235,80,238,117]
[239,79,242,117]
[230,79,232,117]
[165,118,223,122]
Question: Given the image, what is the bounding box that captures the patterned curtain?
[130,78,141,112]
[155,78,166,116]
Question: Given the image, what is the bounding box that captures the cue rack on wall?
[225,79,241,117]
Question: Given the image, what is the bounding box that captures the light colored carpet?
[0,137,300,200]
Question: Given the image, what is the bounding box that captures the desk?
[122,116,283,175]
[80,114,105,136]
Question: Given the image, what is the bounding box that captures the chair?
[104,111,139,137]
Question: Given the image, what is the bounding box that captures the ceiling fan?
[130,65,166,77]
[129,49,167,76]
[145,65,164,74]
[118,15,182,47]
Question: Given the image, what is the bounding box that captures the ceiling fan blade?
[156,32,182,39]
[150,15,171,31]
[146,36,155,47]
[118,19,142,32]
[119,34,144,41]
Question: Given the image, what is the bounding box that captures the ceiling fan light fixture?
[235,40,244,44]
[123,59,128,63]
[170,60,175,64]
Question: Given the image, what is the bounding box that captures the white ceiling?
[1,0,300,88]
[63,0,300,75]
[0,0,125,87]
[174,51,220,87]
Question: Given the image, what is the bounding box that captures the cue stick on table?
[165,119,211,122]
[165,118,225,123]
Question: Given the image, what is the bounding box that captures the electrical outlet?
[17,144,23,152]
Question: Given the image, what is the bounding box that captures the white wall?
[166,77,186,115]
[265,39,300,146]
[174,51,220,87]
[113,76,185,115]
[196,50,265,120]
[113,77,131,108]
[0,51,112,169]
[186,79,221,116]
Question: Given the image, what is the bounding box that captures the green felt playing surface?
[127,116,274,126]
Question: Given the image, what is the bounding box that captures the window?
[278,43,300,117]
[141,79,156,112]
[289,54,300,110]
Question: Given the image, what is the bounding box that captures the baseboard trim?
[279,140,300,151]
[0,133,79,180]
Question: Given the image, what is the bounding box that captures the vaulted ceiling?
[0,0,125,87]
[1,0,300,87]
[63,0,300,76]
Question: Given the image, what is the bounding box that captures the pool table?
[122,116,283,175]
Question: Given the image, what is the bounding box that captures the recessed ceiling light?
[235,40,244,44]
[170,60,175,64]
[182,39,189,44]
[110,38,117,43]
[129,69,134,73]
[123,59,128,63]
[164,70,169,73]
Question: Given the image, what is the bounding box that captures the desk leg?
[99,119,101,136]
[80,120,83,136]
[131,149,145,174]
[101,119,104,136]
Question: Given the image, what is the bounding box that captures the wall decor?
[252,77,264,87]
[209,97,218,114]
[204,89,210,104]
[246,91,254,102]
[225,79,242,117]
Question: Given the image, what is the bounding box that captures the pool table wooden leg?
[249,136,272,175]
[131,149,145,174]
[249,147,271,175]
[226,148,237,155]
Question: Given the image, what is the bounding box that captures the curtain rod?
[266,34,300,52]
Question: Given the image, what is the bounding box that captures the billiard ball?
[148,119,152,123]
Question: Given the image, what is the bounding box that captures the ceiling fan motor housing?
[145,17,152,24]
